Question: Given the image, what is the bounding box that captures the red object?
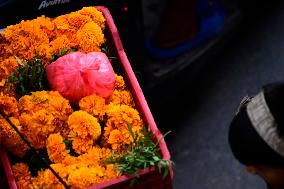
[46,51,116,104]
[123,6,129,12]
[0,6,173,189]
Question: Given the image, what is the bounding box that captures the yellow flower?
[79,94,107,120]
[47,133,70,163]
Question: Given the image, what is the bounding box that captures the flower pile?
[1,71,142,188]
[0,6,105,91]
[0,7,170,189]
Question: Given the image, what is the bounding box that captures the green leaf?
[163,166,169,180]
[106,125,173,186]
[6,56,49,99]
[127,123,136,143]
[153,156,160,162]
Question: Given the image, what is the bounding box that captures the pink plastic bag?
[46,52,116,104]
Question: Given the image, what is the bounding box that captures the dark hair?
[228,82,284,167]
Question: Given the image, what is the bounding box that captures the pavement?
[121,0,284,188]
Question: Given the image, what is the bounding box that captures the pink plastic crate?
[0,6,173,189]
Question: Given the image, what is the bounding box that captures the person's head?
[229,82,284,188]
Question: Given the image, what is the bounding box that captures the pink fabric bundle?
[46,52,116,103]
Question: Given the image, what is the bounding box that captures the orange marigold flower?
[0,56,19,87]
[79,94,106,121]
[61,155,78,166]
[114,74,126,90]
[78,7,106,30]
[18,91,73,149]
[0,116,29,157]
[36,165,66,189]
[104,104,143,151]
[66,12,93,30]
[67,166,105,188]
[19,91,73,119]
[49,35,75,56]
[0,7,106,64]
[108,90,135,107]
[20,110,59,149]
[72,137,94,155]
[78,146,112,166]
[76,22,105,53]
[47,133,70,163]
[0,93,19,117]
[50,163,69,181]
[105,164,120,179]
[67,110,101,141]
[12,163,31,180]
[12,163,34,189]
[2,17,50,60]
[53,15,71,30]
[33,16,55,38]
[107,129,125,150]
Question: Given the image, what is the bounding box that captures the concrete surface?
[131,0,284,188]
